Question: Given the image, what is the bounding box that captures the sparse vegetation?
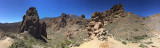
[74,42,81,47]
[122,41,127,45]
[56,39,72,48]
[134,28,139,31]
[139,44,146,48]
[145,41,153,45]
[5,33,17,39]
[9,40,33,48]
[133,35,148,40]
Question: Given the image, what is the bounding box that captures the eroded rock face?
[18,7,47,39]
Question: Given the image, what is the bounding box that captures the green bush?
[122,41,127,45]
[9,40,33,48]
[75,43,80,47]
[133,35,148,40]
[56,40,72,48]
[5,33,17,39]
[139,44,145,47]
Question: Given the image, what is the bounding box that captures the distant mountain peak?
[67,14,80,19]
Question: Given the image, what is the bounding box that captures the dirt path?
[0,37,13,48]
[72,38,104,48]
[72,36,141,48]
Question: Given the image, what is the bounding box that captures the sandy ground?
[72,38,104,48]
[0,37,13,48]
[107,37,140,48]
[72,37,140,48]
[142,35,160,48]
[72,35,160,48]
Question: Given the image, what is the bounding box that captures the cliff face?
[18,7,47,38]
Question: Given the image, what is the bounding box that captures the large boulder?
[18,7,47,39]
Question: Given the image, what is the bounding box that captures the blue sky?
[0,0,160,23]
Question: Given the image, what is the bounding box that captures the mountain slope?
[105,12,153,40]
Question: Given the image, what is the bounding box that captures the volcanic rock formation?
[53,13,68,31]
[91,11,103,22]
[18,7,47,39]
[81,14,85,18]
[88,3,127,39]
[91,3,127,24]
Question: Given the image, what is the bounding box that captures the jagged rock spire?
[18,7,47,39]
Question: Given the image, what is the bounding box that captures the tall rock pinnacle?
[18,7,47,39]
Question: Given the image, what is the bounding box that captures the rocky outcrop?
[53,13,68,31]
[86,21,105,38]
[101,3,127,22]
[91,11,103,22]
[18,7,47,39]
[59,13,67,28]
[109,3,127,16]
[91,3,127,24]
[81,14,85,18]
